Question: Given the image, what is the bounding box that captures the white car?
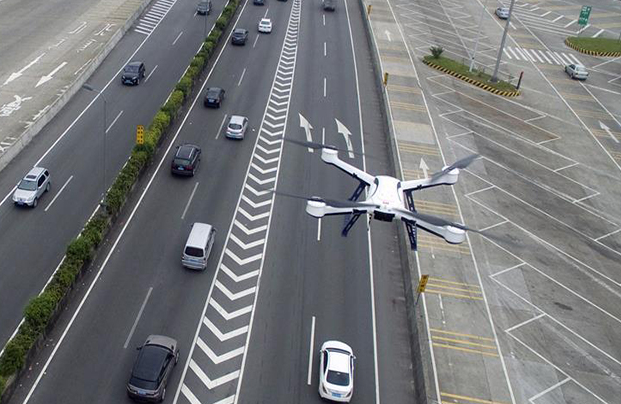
[318,341,355,402]
[13,167,51,208]
[495,7,509,19]
[258,18,272,33]
[565,63,588,80]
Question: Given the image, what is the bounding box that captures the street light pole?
[490,0,517,82]
[470,0,490,72]
[81,84,107,203]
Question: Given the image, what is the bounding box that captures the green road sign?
[578,5,592,26]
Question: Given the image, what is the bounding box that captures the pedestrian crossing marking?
[503,46,581,66]
[134,0,177,35]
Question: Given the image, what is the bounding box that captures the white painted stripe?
[546,51,561,64]
[220,263,260,283]
[225,249,263,265]
[44,175,73,212]
[134,28,151,35]
[106,110,123,134]
[540,11,550,16]
[123,287,153,348]
[507,47,520,60]
[561,52,575,64]
[215,280,256,300]
[181,182,199,220]
[172,31,183,45]
[145,64,158,82]
[528,378,571,402]
[238,67,246,86]
[513,47,528,60]
[142,15,161,23]
[190,359,240,389]
[203,316,248,341]
[181,384,202,404]
[230,231,266,249]
[307,316,316,385]
[564,19,576,28]
[216,113,228,140]
[531,49,544,63]
[567,53,581,65]
[539,50,552,64]
[209,299,253,320]
[593,29,604,38]
[503,49,513,59]
[552,15,563,22]
[197,337,244,364]
[554,52,570,64]
[505,313,546,332]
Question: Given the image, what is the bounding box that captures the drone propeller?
[430,154,479,182]
[284,138,371,158]
[264,187,378,210]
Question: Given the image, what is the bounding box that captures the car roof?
[133,345,169,381]
[25,167,46,178]
[187,222,214,248]
[229,115,246,124]
[327,350,351,373]
[177,144,199,158]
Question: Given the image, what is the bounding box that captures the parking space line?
[44,175,73,212]
[490,262,525,277]
[505,313,546,332]
[307,316,316,385]
[595,227,621,241]
[528,378,571,403]
[123,287,153,348]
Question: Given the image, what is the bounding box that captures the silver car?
[13,167,51,207]
[226,115,248,139]
[565,63,588,80]
[495,7,509,19]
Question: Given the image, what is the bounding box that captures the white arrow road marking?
[385,30,392,41]
[230,232,266,249]
[209,299,253,320]
[203,316,249,341]
[197,337,245,364]
[36,62,68,88]
[215,280,256,300]
[3,53,46,86]
[419,158,429,178]
[600,121,619,143]
[238,207,270,221]
[225,249,263,265]
[335,118,355,158]
[234,220,268,235]
[299,113,314,152]
[190,359,240,389]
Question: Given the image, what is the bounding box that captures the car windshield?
[326,370,350,386]
[125,65,139,72]
[229,123,242,130]
[18,179,37,191]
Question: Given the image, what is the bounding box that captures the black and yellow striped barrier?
[564,38,621,57]
[422,59,520,98]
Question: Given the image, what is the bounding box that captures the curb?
[422,58,520,97]
[564,38,621,57]
[0,0,154,174]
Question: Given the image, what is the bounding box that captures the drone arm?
[321,148,374,186]
[306,200,372,218]
[401,168,459,192]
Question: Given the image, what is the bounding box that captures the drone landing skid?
[348,181,366,202]
[404,220,418,250]
[342,212,362,237]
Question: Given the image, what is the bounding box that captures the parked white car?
[12,167,51,208]
[495,7,509,19]
[564,63,588,80]
[258,18,272,33]
[318,341,355,402]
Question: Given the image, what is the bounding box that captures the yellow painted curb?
[422,59,520,98]
[564,38,621,57]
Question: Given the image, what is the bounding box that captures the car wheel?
[33,198,38,208]
[46,182,50,192]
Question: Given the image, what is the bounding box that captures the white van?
[182,223,216,270]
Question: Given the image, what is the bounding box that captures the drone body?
[303,147,475,249]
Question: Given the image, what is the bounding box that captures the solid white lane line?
[323,77,326,97]
[44,175,73,212]
[253,34,259,48]
[181,182,200,220]
[124,287,153,348]
[145,65,158,82]
[324,42,326,57]
[172,31,184,45]
[106,110,124,134]
[238,68,247,86]
[317,218,322,241]
[307,316,316,385]
[323,14,325,26]
[216,114,228,139]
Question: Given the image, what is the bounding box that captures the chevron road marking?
[209,299,253,320]
[238,207,270,221]
[221,264,260,283]
[254,151,280,163]
[215,280,257,300]
[268,105,287,114]
[190,359,240,389]
[264,120,286,129]
[259,136,282,146]
[261,128,283,137]
[266,112,286,120]
[181,384,201,404]
[203,317,249,341]
[241,194,272,209]
[230,232,266,250]
[270,99,288,106]
[245,184,271,197]
[234,220,267,235]
[197,337,245,364]
[256,144,280,155]
[251,162,278,175]
[225,249,263,265]
[247,173,276,187]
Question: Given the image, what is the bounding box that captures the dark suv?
[204,87,225,108]
[122,61,146,85]
[231,28,249,45]
[171,144,201,176]
[322,0,335,11]
[127,335,179,402]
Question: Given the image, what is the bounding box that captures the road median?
[565,36,621,57]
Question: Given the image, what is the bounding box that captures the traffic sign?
[578,5,591,26]
[417,275,429,294]
[136,125,144,145]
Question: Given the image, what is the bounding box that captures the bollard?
[516,71,524,90]
[383,72,389,86]
[367,4,372,16]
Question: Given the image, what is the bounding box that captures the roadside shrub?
[1,375,6,396]
[215,16,228,32]
[207,28,221,43]
[0,332,33,377]
[66,237,92,263]
[81,214,108,247]
[175,76,193,97]
[149,111,170,135]
[190,56,205,73]
[24,291,58,333]
[162,90,184,118]
[430,46,444,59]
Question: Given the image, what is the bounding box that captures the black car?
[231,28,249,45]
[171,144,201,176]
[196,0,211,14]
[127,335,179,402]
[121,61,146,85]
[253,0,265,4]
[204,87,225,108]
[322,0,335,11]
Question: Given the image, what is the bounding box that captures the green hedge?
[566,36,621,53]
[0,0,241,398]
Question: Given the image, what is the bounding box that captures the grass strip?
[423,55,517,92]
[566,36,621,54]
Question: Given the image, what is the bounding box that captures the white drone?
[280,139,483,250]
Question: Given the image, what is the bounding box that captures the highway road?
[7,0,415,403]
[0,0,224,349]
